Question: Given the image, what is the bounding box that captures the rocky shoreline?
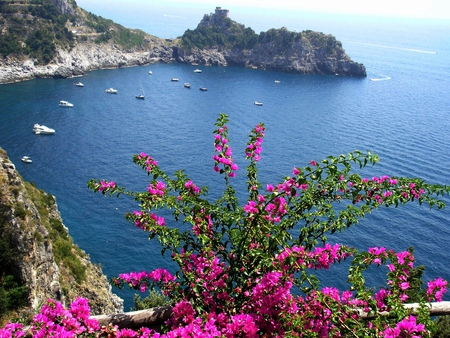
[0,39,175,84]
[0,33,366,85]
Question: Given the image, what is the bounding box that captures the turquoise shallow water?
[1,8,450,309]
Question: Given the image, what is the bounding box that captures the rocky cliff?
[175,11,366,77]
[0,148,123,320]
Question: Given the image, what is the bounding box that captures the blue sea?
[1,3,450,309]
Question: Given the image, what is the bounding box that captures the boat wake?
[370,75,391,82]
[347,41,437,54]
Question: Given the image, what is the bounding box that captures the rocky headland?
[0,3,366,84]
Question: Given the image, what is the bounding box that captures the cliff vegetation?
[0,0,151,64]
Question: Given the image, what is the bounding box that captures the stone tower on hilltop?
[214,7,229,18]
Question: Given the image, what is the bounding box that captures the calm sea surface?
[1,5,450,308]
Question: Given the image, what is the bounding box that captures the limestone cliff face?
[0,39,174,84]
[0,148,123,316]
[51,0,76,15]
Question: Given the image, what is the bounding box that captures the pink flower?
[399,282,410,290]
[427,277,448,301]
[244,200,259,214]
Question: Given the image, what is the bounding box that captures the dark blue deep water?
[1,10,450,309]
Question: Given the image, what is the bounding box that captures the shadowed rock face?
[0,149,123,316]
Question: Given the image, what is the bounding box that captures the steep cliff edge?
[0,148,123,323]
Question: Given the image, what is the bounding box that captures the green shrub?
[53,239,86,283]
[131,290,172,311]
[14,205,26,219]
[433,316,450,337]
[49,218,68,240]
[0,275,28,315]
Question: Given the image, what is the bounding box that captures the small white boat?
[148,71,153,75]
[184,83,191,88]
[105,88,118,94]
[33,124,55,135]
[75,82,84,87]
[59,100,73,107]
[199,87,207,91]
[171,78,179,82]
[194,69,202,73]
[254,101,263,106]
[21,156,32,163]
[274,80,281,84]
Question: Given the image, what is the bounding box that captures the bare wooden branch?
[358,301,450,319]
[91,305,173,331]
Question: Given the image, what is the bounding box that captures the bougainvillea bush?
[2,114,449,337]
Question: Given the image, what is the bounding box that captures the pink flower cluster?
[136,152,159,173]
[191,211,213,237]
[243,176,311,223]
[179,250,232,311]
[113,268,176,294]
[383,315,426,338]
[0,298,100,337]
[96,180,116,192]
[147,181,166,201]
[245,124,265,162]
[319,173,428,206]
[366,248,415,303]
[243,194,288,223]
[165,301,259,338]
[276,243,354,271]
[244,271,295,334]
[184,180,200,195]
[133,210,165,230]
[213,125,238,177]
[427,277,448,302]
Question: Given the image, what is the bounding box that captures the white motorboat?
[105,88,118,94]
[199,87,207,91]
[184,83,191,88]
[75,82,84,87]
[194,69,202,73]
[171,78,179,82]
[274,80,281,84]
[254,101,263,106]
[21,156,32,163]
[59,100,73,107]
[148,71,153,75]
[33,124,55,135]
